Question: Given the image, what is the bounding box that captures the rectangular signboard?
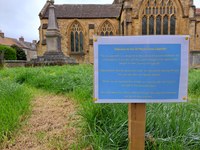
[94,36,189,103]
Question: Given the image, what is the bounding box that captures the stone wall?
[4,60,27,67]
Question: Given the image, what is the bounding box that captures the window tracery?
[99,21,114,36]
[70,22,84,53]
[142,0,176,35]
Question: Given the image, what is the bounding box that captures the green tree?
[0,45,16,60]
[11,45,27,60]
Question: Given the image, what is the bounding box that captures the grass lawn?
[0,65,200,149]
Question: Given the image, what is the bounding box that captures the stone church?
[37,0,200,66]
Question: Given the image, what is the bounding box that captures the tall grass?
[0,80,32,143]
[0,66,200,149]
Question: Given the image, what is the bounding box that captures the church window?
[99,21,115,36]
[142,0,176,35]
[70,22,84,53]
[163,15,168,35]
[110,31,113,36]
[71,32,74,52]
[156,15,161,35]
[142,16,147,35]
[75,32,79,52]
[149,15,154,35]
[170,15,176,35]
[80,32,84,51]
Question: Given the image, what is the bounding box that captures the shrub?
[0,45,16,60]
[11,45,27,60]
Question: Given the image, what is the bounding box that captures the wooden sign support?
[128,103,146,150]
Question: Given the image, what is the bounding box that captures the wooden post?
[128,103,146,150]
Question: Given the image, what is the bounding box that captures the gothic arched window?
[142,16,147,35]
[99,21,115,36]
[156,15,161,35]
[149,15,154,35]
[170,15,176,35]
[70,22,84,53]
[142,0,176,35]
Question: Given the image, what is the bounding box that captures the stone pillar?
[43,3,76,64]
[46,5,61,52]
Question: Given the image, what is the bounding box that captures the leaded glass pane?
[163,15,168,35]
[71,32,74,52]
[163,7,165,14]
[80,32,83,51]
[170,7,173,14]
[156,15,161,35]
[101,32,104,36]
[75,31,79,52]
[149,15,154,35]
[146,8,149,14]
[142,16,147,35]
[105,31,109,36]
[170,15,175,35]
[110,31,113,36]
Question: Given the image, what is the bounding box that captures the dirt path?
[3,94,79,150]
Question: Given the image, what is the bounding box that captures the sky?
[0,0,199,42]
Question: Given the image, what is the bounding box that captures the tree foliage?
[11,45,27,60]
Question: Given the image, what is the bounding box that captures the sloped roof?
[0,37,22,47]
[41,4,122,19]
[24,41,36,51]
[0,37,36,51]
[196,8,200,15]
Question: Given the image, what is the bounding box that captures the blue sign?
[94,36,189,103]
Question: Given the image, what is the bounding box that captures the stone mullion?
[168,15,170,35]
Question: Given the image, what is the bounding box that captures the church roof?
[40,4,122,19]
[196,8,200,15]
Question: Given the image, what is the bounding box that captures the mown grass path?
[2,93,79,150]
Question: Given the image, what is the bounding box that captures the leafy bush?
[11,45,27,60]
[0,45,16,60]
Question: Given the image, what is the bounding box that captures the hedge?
[0,45,16,60]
